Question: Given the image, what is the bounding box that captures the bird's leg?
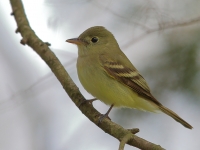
[98,104,114,124]
[78,98,97,107]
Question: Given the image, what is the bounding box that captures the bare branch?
[93,1,151,31]
[119,133,132,150]
[9,0,165,149]
[123,16,200,49]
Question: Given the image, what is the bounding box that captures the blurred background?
[0,0,200,150]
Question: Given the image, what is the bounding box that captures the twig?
[93,1,151,31]
[128,128,140,134]
[9,0,165,150]
[119,133,132,150]
[123,16,200,49]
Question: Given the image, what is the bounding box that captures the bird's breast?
[76,55,159,112]
[76,55,133,106]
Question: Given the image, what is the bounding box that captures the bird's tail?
[159,105,193,129]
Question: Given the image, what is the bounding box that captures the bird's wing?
[99,54,161,105]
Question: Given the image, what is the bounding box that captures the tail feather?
[159,105,193,129]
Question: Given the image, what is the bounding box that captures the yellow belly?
[77,57,159,112]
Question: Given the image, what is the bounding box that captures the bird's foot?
[98,113,111,125]
[97,104,114,125]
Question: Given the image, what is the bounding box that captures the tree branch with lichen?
[9,0,166,150]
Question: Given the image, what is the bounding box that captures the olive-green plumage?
[66,26,192,129]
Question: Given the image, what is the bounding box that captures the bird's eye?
[91,37,98,43]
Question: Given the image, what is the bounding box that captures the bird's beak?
[66,38,85,45]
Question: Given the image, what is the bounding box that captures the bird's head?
[66,26,120,57]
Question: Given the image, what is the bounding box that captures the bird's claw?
[98,114,111,125]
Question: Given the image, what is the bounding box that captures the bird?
[66,26,192,129]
